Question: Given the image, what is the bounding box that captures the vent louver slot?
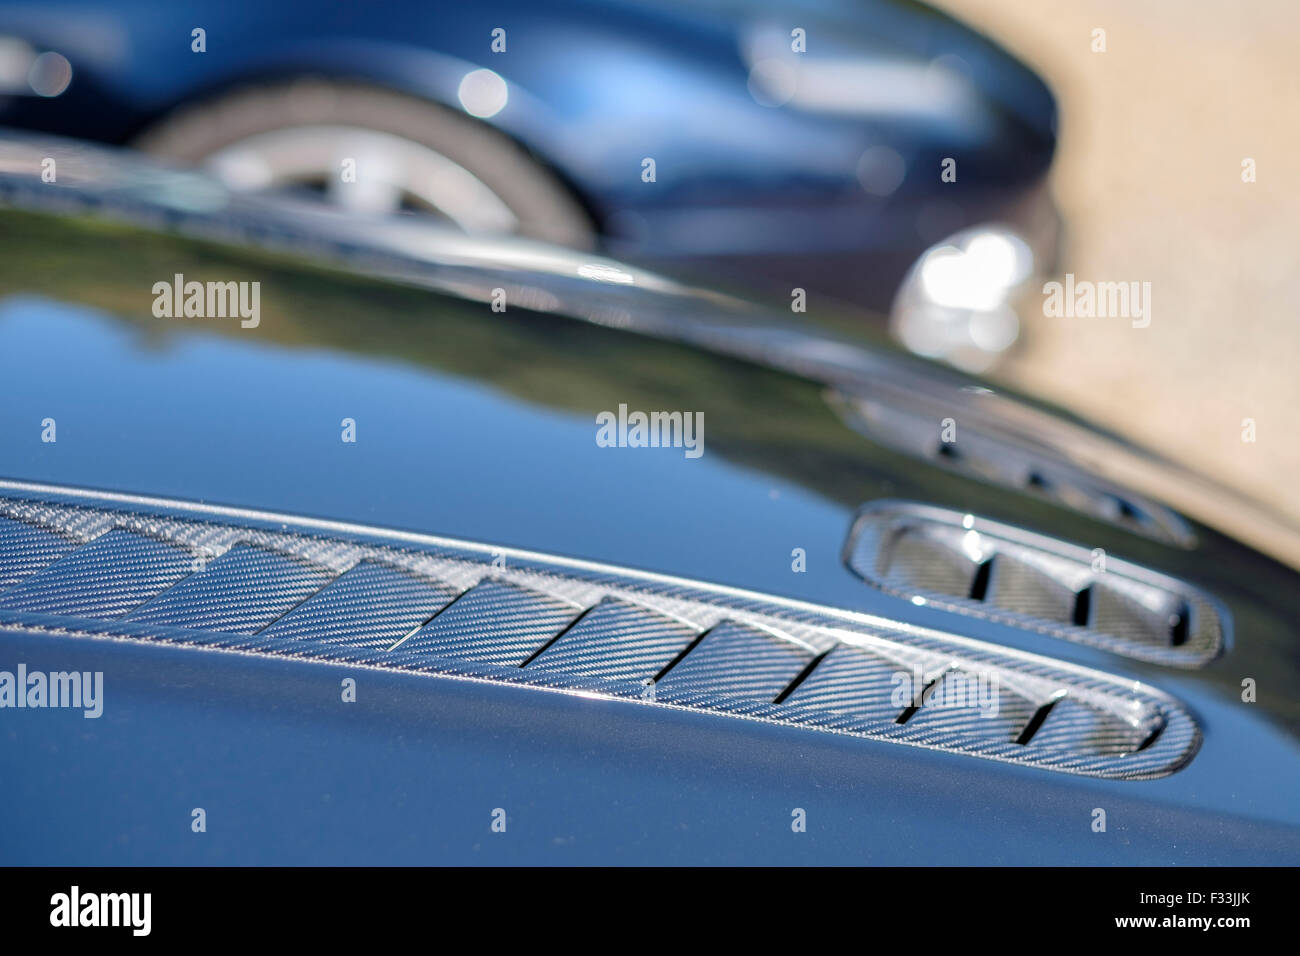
[245,560,458,659]
[827,390,1196,547]
[904,667,1040,742]
[778,644,931,727]
[126,544,335,634]
[0,515,78,590]
[845,502,1228,668]
[654,620,820,705]
[388,578,581,667]
[0,483,1203,780]
[1026,695,1162,757]
[1015,690,1066,746]
[525,597,698,683]
[0,528,193,618]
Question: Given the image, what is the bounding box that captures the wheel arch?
[123,42,608,233]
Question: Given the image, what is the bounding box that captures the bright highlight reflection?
[891,226,1035,373]
[457,68,508,119]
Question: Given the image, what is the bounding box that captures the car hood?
[1,137,1298,863]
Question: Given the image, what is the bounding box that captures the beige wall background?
[930,0,1299,524]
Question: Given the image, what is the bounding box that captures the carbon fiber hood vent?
[826,390,1196,548]
[0,482,1199,779]
[845,502,1228,668]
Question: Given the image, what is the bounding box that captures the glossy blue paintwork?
[0,296,856,607]
[0,198,1298,862]
[4,629,1297,866]
[0,0,1056,308]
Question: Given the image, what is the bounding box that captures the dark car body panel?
[0,143,1298,863]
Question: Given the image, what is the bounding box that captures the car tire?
[132,78,594,248]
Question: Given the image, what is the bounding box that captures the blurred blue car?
[0,0,1058,343]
